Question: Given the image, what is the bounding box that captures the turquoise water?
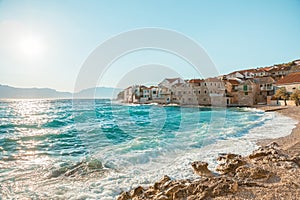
[0,99,295,199]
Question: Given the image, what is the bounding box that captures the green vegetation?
[290,89,300,106]
[274,87,289,106]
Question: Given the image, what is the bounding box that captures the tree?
[274,87,289,106]
[290,89,300,106]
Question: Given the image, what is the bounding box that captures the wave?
[47,158,107,178]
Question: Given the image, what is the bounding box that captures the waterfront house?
[204,77,226,106]
[172,82,200,105]
[253,77,275,104]
[224,79,241,105]
[237,80,258,106]
[140,86,151,102]
[275,72,300,93]
[188,79,211,105]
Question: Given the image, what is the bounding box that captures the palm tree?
[290,89,300,106]
[274,87,289,106]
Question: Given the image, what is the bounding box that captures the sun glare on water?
[19,34,45,59]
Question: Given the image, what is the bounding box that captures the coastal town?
[118,59,300,107]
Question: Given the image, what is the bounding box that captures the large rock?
[216,153,246,175]
[191,161,214,177]
[235,166,270,180]
[154,175,171,190]
[117,191,131,200]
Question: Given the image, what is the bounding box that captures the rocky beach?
[117,106,300,200]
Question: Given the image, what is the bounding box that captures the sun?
[19,34,44,59]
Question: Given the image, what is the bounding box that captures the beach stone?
[191,161,214,177]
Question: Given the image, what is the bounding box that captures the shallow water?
[0,99,296,199]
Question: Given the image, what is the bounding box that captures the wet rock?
[249,142,283,160]
[191,161,214,177]
[290,156,300,167]
[156,193,170,200]
[117,191,131,200]
[173,188,188,199]
[130,186,144,197]
[144,188,156,197]
[154,175,171,190]
[117,140,300,200]
[165,184,185,197]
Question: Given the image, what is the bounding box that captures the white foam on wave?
[87,109,297,199]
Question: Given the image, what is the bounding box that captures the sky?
[0,0,300,92]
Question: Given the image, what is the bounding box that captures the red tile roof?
[189,79,204,83]
[205,77,222,82]
[227,79,240,85]
[276,72,300,85]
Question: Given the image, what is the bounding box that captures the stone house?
[187,79,211,105]
[237,80,258,106]
[204,78,226,106]
[172,82,199,105]
[253,77,275,104]
[224,79,241,105]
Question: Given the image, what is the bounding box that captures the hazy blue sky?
[0,0,300,91]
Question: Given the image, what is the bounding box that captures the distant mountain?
[0,84,122,99]
[74,87,122,99]
[0,84,72,99]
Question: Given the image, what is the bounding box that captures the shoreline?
[118,106,300,200]
[256,106,300,153]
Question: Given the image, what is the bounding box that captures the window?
[204,90,207,94]
[245,92,248,95]
[198,91,201,94]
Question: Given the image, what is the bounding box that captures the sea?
[0,99,297,199]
